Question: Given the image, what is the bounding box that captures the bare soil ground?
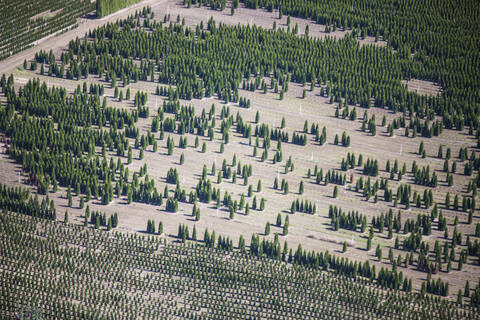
[403,79,442,96]
[29,8,64,21]
[0,0,478,299]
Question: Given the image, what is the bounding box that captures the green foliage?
[238,0,479,131]
[165,197,178,212]
[58,11,477,133]
[158,221,163,235]
[2,6,479,316]
[180,152,185,165]
[97,0,142,18]
[291,198,316,214]
[376,245,383,261]
[0,184,56,220]
[276,213,282,227]
[265,222,270,235]
[79,196,84,209]
[167,136,175,155]
[283,222,289,235]
[146,219,156,234]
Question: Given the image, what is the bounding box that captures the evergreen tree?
[180,152,185,165]
[158,221,163,235]
[276,213,282,227]
[283,223,289,235]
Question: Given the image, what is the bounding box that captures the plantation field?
[1,0,480,317]
[0,0,95,61]
[1,210,469,319]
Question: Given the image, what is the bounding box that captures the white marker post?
[400,144,403,155]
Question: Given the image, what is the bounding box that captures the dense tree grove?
[97,0,142,18]
[290,198,316,214]
[0,76,174,209]
[232,0,480,132]
[89,209,118,230]
[329,205,366,232]
[424,274,449,297]
[1,78,126,196]
[0,184,56,220]
[49,9,478,136]
[0,0,94,60]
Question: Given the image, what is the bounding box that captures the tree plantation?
[97,0,143,18]
[60,9,478,134]
[0,0,94,61]
[1,210,476,319]
[0,0,479,318]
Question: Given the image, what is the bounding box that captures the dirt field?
[403,79,442,96]
[0,0,478,299]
